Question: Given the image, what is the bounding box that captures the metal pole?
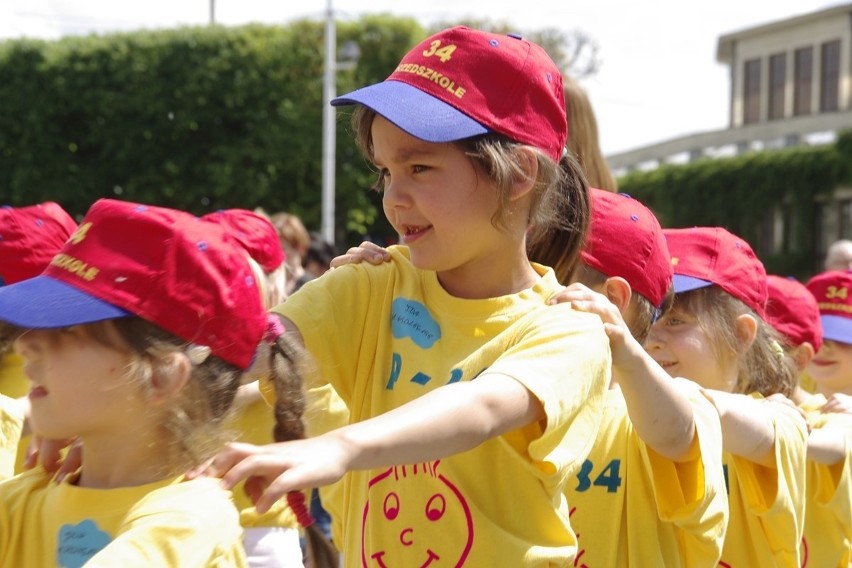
[209,0,215,25]
[321,0,336,245]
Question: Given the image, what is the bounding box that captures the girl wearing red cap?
[539,190,729,567]
[766,273,852,567]
[202,208,324,567]
[646,227,807,567]
[204,26,611,566]
[0,202,78,479]
[0,199,314,566]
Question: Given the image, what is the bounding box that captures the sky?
[0,0,841,156]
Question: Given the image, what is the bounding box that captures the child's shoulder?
[0,466,54,501]
[133,476,238,517]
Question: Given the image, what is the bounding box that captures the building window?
[794,47,813,116]
[820,40,840,112]
[768,53,786,120]
[744,58,761,124]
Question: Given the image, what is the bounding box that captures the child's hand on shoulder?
[329,241,391,269]
[764,392,809,429]
[548,282,639,369]
[821,392,852,415]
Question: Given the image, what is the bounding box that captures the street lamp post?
[321,1,359,246]
[321,0,337,246]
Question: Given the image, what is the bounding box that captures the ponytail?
[265,316,340,568]
[527,150,591,284]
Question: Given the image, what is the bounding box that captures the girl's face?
[806,339,852,396]
[371,116,530,297]
[15,324,143,441]
[645,306,739,392]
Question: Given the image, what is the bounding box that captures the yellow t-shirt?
[228,394,296,529]
[800,393,852,567]
[0,353,29,474]
[720,400,808,567]
[0,468,247,567]
[275,246,611,566]
[566,379,727,567]
[0,394,23,480]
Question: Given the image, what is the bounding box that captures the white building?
[607,3,852,176]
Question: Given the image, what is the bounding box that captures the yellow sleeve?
[809,416,852,526]
[730,403,808,559]
[640,380,727,554]
[484,305,610,481]
[0,395,24,481]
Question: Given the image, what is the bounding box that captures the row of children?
[0,200,333,566]
[0,24,848,567]
[337,185,852,566]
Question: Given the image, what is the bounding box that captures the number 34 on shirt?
[574,459,623,493]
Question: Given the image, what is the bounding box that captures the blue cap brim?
[0,275,131,328]
[673,274,713,294]
[820,315,852,344]
[332,80,489,143]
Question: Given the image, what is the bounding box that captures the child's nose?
[644,325,665,351]
[382,179,410,210]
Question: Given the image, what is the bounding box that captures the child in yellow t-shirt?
[202,208,313,567]
[0,199,315,566]
[765,272,852,567]
[0,202,78,477]
[549,189,728,566]
[199,26,612,567]
[646,227,808,567]
[328,189,731,565]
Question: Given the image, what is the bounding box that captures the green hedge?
[619,131,852,279]
[0,17,423,244]
[3,20,851,263]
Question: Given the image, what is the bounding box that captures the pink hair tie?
[287,490,315,527]
[265,314,286,342]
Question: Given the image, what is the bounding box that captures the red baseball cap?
[765,275,822,351]
[201,209,285,272]
[0,199,266,369]
[0,202,77,286]
[805,270,852,345]
[580,189,671,307]
[333,26,567,162]
[664,227,767,317]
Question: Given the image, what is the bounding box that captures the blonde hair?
[353,106,591,269]
[268,211,310,256]
[563,75,618,192]
[247,256,287,309]
[674,287,797,397]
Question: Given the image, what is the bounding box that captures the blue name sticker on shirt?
[391,298,441,349]
[57,519,112,568]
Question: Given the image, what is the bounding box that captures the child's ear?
[790,342,815,373]
[602,277,632,316]
[509,146,539,201]
[734,313,758,353]
[148,352,191,404]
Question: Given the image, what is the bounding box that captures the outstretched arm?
[552,283,696,462]
[205,372,543,513]
[701,390,805,467]
[807,425,848,464]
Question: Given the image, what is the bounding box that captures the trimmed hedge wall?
[2,18,850,267]
[619,131,852,279]
[0,17,424,244]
